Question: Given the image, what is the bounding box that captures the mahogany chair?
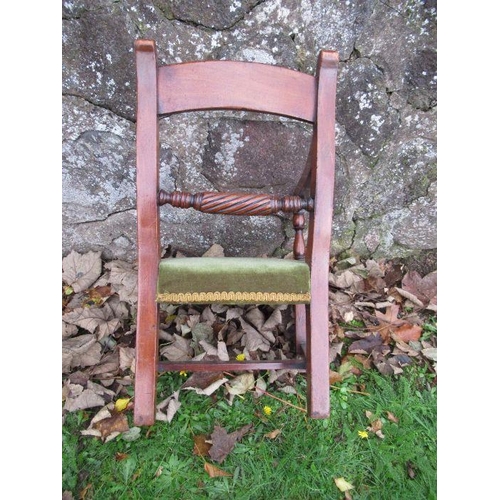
[134,39,339,426]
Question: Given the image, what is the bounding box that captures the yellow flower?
[236,353,246,361]
[179,370,188,377]
[358,430,369,439]
[263,406,272,416]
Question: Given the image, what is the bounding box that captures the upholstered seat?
[157,257,311,305]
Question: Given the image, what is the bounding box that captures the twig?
[257,389,307,413]
[330,386,370,396]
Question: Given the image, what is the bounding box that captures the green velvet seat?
[157,257,311,305]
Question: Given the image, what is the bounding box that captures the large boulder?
[62,0,437,265]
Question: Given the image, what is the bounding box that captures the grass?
[63,364,436,499]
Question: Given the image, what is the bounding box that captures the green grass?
[63,367,436,499]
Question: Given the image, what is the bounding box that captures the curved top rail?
[157,61,317,123]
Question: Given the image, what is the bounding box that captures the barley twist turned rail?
[157,190,314,216]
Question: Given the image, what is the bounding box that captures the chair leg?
[306,296,330,418]
[294,303,307,355]
[133,296,159,426]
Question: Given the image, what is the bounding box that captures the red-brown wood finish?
[306,51,339,418]
[133,39,339,425]
[158,359,306,372]
[134,40,161,426]
[158,62,316,122]
[158,190,313,215]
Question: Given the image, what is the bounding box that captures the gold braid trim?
[156,290,311,304]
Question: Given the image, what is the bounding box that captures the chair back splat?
[134,39,339,426]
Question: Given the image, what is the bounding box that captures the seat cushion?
[157,257,310,304]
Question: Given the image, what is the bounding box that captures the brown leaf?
[329,370,343,385]
[115,452,129,461]
[240,318,271,352]
[348,333,383,355]
[262,308,282,332]
[209,424,253,463]
[392,323,422,343]
[156,391,181,422]
[105,260,138,304]
[62,334,102,373]
[264,429,282,439]
[64,389,106,412]
[204,463,232,478]
[62,304,121,340]
[208,426,236,463]
[225,373,255,395]
[193,434,212,457]
[182,372,228,396]
[421,347,437,362]
[202,244,225,257]
[383,261,405,287]
[372,304,405,341]
[93,412,129,440]
[160,334,194,361]
[62,250,102,293]
[375,304,402,326]
[401,270,437,310]
[386,411,399,423]
[406,461,417,479]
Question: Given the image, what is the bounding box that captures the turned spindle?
[293,211,306,261]
[158,190,314,216]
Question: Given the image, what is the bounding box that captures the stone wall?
[62,0,437,264]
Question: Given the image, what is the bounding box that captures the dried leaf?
[209,424,253,463]
[63,388,105,412]
[62,304,121,340]
[348,333,383,355]
[204,463,232,478]
[62,334,102,373]
[334,477,354,492]
[119,346,135,372]
[392,323,422,343]
[105,260,138,304]
[386,411,399,423]
[394,287,425,308]
[89,412,129,442]
[225,373,255,395]
[401,271,437,310]
[62,250,102,293]
[193,434,211,457]
[407,461,417,479]
[217,341,230,361]
[264,429,282,439]
[202,244,225,257]
[156,391,181,422]
[245,307,265,330]
[329,370,343,385]
[253,377,267,398]
[62,321,78,339]
[240,319,270,352]
[182,372,228,396]
[160,334,194,361]
[262,308,282,332]
[421,347,437,361]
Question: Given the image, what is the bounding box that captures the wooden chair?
[134,39,339,426]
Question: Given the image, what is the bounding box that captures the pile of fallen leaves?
[62,245,437,443]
